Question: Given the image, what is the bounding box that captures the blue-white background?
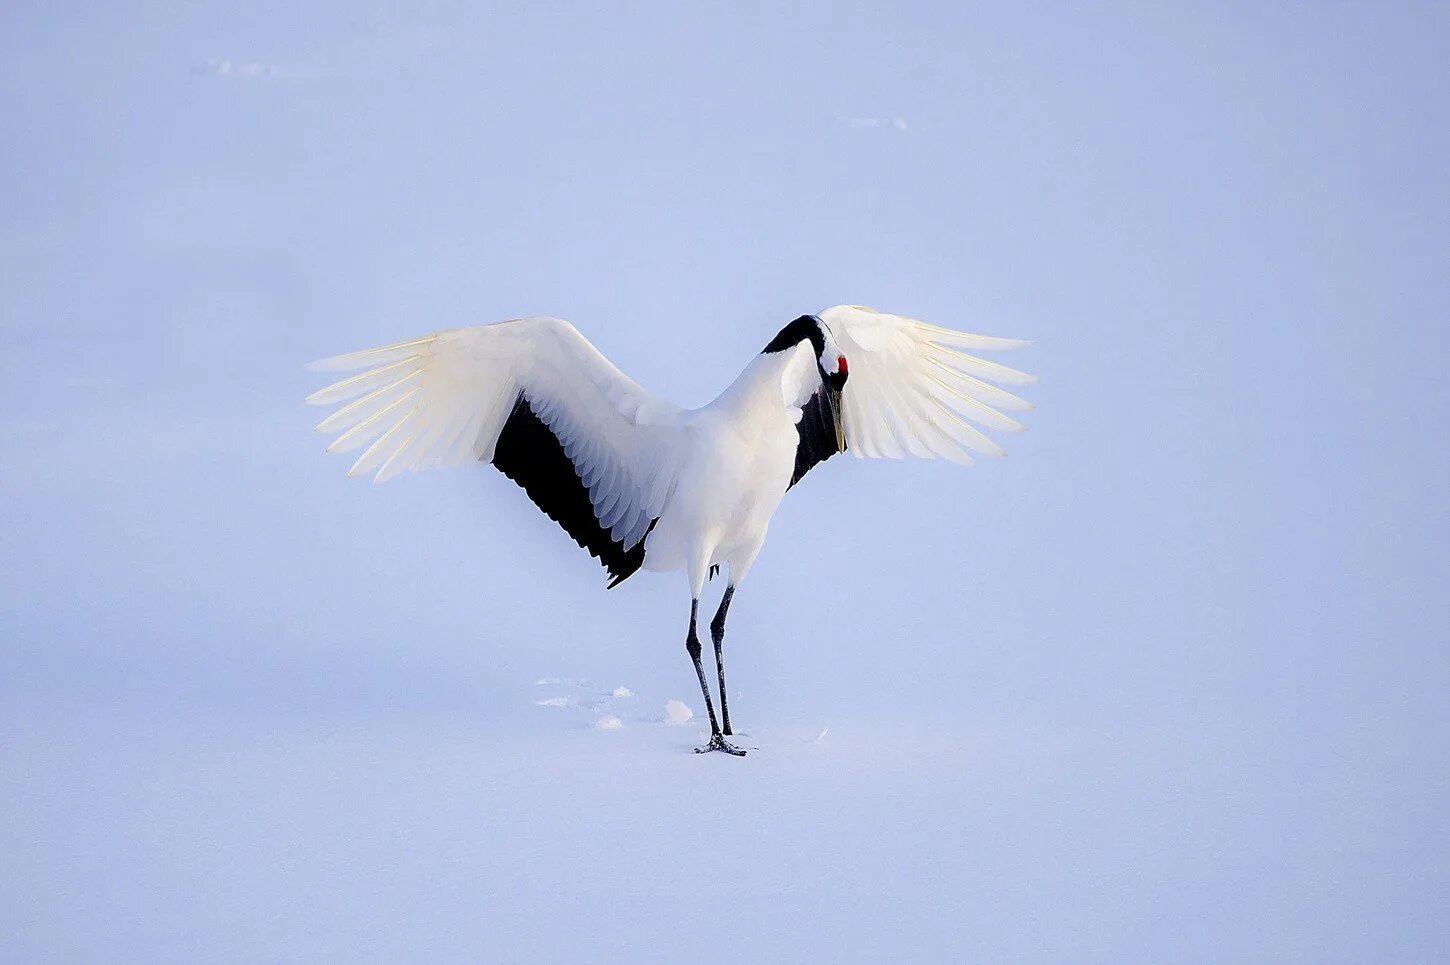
[3,3,1446,961]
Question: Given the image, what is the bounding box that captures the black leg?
[685,599,721,735]
[711,584,736,736]
[688,597,745,757]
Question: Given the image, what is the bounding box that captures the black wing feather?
[491,393,651,588]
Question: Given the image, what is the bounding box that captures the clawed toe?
[695,733,747,756]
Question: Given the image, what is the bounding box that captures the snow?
[9,702,1443,962]
[663,699,695,725]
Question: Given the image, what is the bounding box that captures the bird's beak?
[827,385,845,452]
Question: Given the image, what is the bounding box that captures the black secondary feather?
[492,393,650,587]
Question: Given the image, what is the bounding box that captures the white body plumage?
[640,345,814,593]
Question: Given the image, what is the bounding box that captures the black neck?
[762,315,824,358]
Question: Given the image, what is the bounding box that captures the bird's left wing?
[818,304,1036,468]
[305,317,685,586]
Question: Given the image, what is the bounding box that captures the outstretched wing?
[305,317,684,586]
[810,304,1035,476]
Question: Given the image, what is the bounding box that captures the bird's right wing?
[305,317,685,585]
[821,304,1036,465]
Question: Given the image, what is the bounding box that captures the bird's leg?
[687,598,745,756]
[711,584,736,736]
[686,599,720,733]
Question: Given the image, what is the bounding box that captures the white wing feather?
[819,305,1035,465]
[305,317,684,550]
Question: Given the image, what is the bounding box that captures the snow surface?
[8,697,1445,962]
[4,2,1449,962]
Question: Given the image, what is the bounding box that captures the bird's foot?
[695,733,747,756]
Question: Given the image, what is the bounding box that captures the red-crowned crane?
[307,306,1034,754]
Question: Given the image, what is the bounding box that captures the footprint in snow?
[532,678,646,729]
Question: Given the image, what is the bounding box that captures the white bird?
[306,306,1034,755]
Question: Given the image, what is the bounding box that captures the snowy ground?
[7,631,1447,962]
[9,696,1443,962]
[4,3,1449,962]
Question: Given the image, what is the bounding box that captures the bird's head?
[764,314,849,390]
[815,320,848,452]
[763,314,849,453]
[771,314,846,452]
[818,326,849,393]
